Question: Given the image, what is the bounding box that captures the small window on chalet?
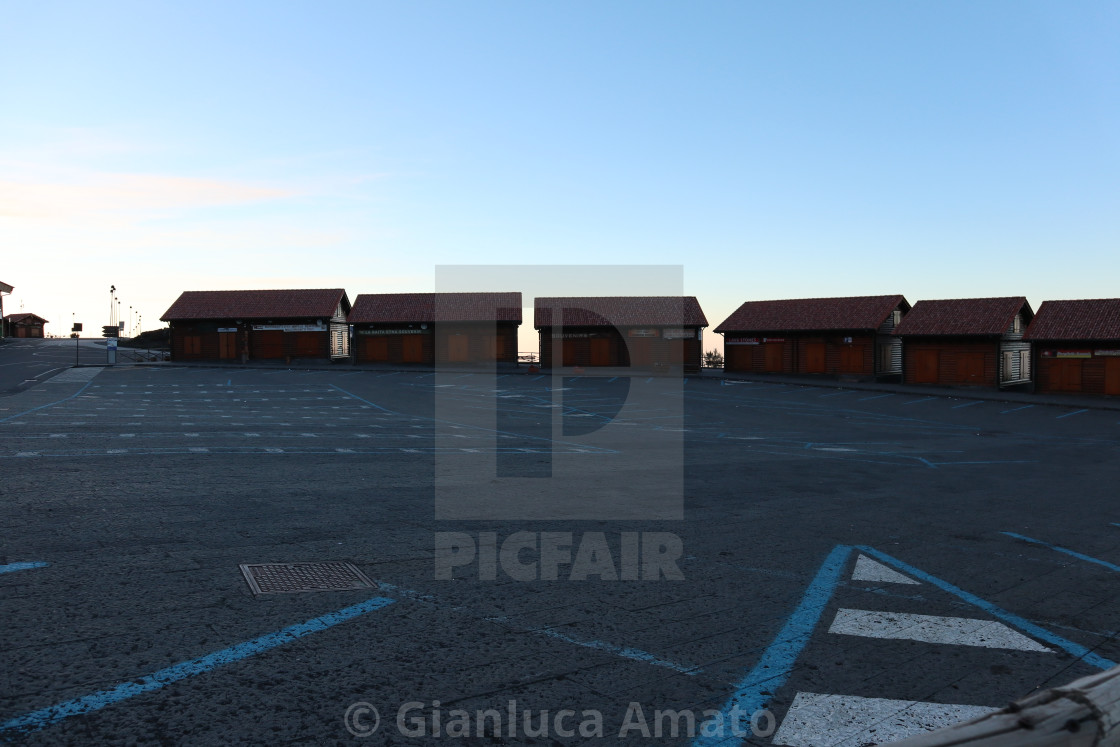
[1019,350,1030,379]
[892,310,902,326]
[1012,315,1021,334]
[1002,351,1015,382]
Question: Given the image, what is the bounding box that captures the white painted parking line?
[188,447,209,453]
[1056,408,1088,419]
[772,692,995,747]
[829,609,1051,651]
[851,555,919,585]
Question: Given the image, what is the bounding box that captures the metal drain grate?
[239,561,375,595]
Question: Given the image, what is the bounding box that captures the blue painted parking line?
[858,546,1116,670]
[1056,408,1088,419]
[693,545,852,747]
[819,391,849,397]
[0,561,48,574]
[0,381,93,424]
[533,375,545,381]
[519,625,700,675]
[858,394,893,401]
[902,397,937,405]
[0,596,396,738]
[646,377,653,383]
[951,400,983,409]
[1112,523,1120,529]
[1001,532,1120,574]
[1000,404,1034,414]
[607,377,618,383]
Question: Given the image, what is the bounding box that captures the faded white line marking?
[773,692,996,747]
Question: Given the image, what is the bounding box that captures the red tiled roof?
[893,297,1031,336]
[714,295,908,334]
[348,293,522,324]
[4,313,48,324]
[534,297,707,328]
[1024,299,1120,341]
[160,289,348,321]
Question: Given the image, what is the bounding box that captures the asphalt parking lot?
[2,364,1119,745]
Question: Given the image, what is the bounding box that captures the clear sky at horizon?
[1,2,1117,352]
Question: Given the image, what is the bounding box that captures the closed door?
[1047,359,1082,391]
[804,343,825,373]
[839,345,865,374]
[482,335,502,360]
[256,331,284,359]
[628,337,652,366]
[587,338,610,366]
[724,345,748,371]
[763,343,784,372]
[402,334,424,363]
[293,333,321,357]
[562,339,579,366]
[1105,358,1120,396]
[447,334,469,362]
[956,353,985,383]
[364,336,389,361]
[219,332,236,359]
[913,349,939,383]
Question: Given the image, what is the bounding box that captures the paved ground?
[0,339,109,394]
[1,357,1119,745]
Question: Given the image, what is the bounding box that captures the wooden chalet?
[894,297,1034,387]
[161,289,350,362]
[348,292,521,365]
[1024,299,1120,396]
[714,295,910,378]
[534,296,708,373]
[3,313,48,338]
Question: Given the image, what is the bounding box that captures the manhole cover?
[239,562,375,595]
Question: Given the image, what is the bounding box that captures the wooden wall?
[353,322,519,365]
[1034,343,1120,395]
[538,327,703,372]
[723,332,880,376]
[901,338,999,387]
[170,322,330,361]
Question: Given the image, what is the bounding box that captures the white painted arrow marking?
[852,554,920,585]
[829,609,1051,651]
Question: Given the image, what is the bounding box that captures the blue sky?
[1,1,1117,351]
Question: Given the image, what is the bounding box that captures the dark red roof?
[1024,299,1120,341]
[4,313,48,324]
[894,297,1032,336]
[348,293,522,324]
[534,297,707,328]
[160,289,348,321]
[714,295,908,334]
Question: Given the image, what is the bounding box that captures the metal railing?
[890,663,1120,745]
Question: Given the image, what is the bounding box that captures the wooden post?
[889,664,1120,746]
